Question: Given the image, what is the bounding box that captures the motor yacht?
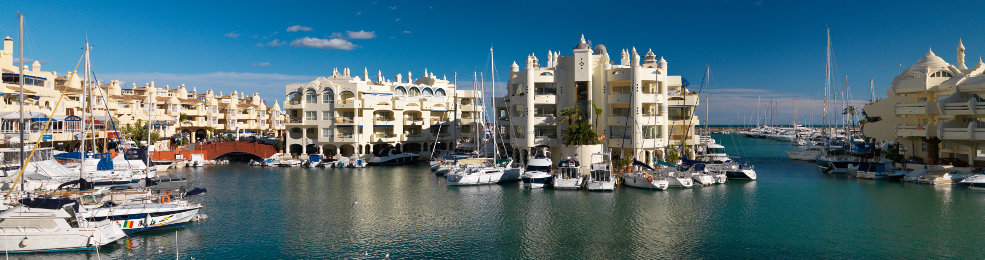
[656,168,693,188]
[960,173,985,190]
[585,152,615,191]
[521,146,553,189]
[368,146,420,166]
[552,158,583,190]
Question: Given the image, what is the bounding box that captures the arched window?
[305,89,317,104]
[930,70,953,77]
[395,86,407,95]
[409,87,421,97]
[423,88,434,96]
[323,89,335,104]
[435,89,446,97]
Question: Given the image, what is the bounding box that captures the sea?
[21,134,985,259]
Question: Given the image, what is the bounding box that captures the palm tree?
[843,106,857,126]
[592,101,602,130]
[563,120,598,145]
[560,107,581,125]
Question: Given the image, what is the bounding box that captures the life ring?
[164,190,173,196]
[645,174,653,182]
[160,196,172,203]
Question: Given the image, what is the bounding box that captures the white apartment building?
[0,35,285,150]
[284,68,483,158]
[496,35,701,165]
[864,40,985,166]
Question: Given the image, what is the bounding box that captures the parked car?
[938,158,969,167]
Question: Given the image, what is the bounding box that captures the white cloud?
[346,30,376,39]
[253,62,271,67]
[389,5,397,10]
[267,39,285,46]
[102,71,315,105]
[356,11,362,15]
[224,32,240,38]
[286,25,313,32]
[255,42,264,47]
[12,58,47,64]
[394,18,401,22]
[402,30,412,34]
[329,32,344,38]
[290,37,357,50]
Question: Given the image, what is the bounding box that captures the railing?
[335,118,355,123]
[289,118,302,123]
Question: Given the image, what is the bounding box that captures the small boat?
[689,167,716,186]
[188,154,206,168]
[349,158,367,168]
[552,158,583,190]
[724,159,758,180]
[368,146,420,165]
[855,161,893,179]
[275,159,302,167]
[303,154,323,168]
[0,206,126,253]
[960,174,985,190]
[521,146,553,189]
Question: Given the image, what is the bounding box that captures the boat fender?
[19,237,28,248]
[160,196,172,203]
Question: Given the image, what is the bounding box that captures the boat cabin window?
[525,165,551,172]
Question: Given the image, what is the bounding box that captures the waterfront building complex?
[495,35,701,164]
[283,68,483,158]
[0,35,285,150]
[864,40,985,166]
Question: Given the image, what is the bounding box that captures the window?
[322,128,332,138]
[930,70,952,77]
[609,126,631,139]
[322,111,333,120]
[305,92,317,103]
[611,106,630,117]
[643,126,661,139]
[305,111,317,121]
[323,91,333,103]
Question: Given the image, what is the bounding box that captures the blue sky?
[3,0,984,124]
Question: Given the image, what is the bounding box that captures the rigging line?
[89,68,135,168]
[5,54,83,199]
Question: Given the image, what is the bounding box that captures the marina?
[5,1,985,258]
[6,134,983,259]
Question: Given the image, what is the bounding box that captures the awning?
[2,112,47,119]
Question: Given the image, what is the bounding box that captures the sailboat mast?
[489,47,498,159]
[147,82,152,169]
[81,41,89,171]
[17,13,24,191]
[704,65,710,133]
[823,27,831,141]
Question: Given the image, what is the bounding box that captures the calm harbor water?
[22,134,985,259]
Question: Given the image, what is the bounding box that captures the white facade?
[284,68,483,158]
[496,36,701,165]
[864,40,985,165]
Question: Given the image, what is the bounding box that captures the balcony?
[533,136,555,146]
[335,134,355,143]
[937,121,985,141]
[335,117,355,124]
[608,93,632,104]
[402,133,426,142]
[404,118,425,125]
[372,133,399,142]
[895,124,928,137]
[374,118,395,125]
[337,100,360,109]
[939,101,985,116]
[895,102,928,116]
[289,117,303,124]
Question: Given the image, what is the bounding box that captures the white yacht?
[960,174,985,190]
[621,171,669,190]
[275,159,302,167]
[445,158,504,186]
[657,168,693,188]
[689,170,716,186]
[368,146,420,166]
[552,158,583,190]
[585,152,615,191]
[349,157,367,168]
[787,145,823,161]
[723,159,758,180]
[521,147,553,189]
[0,206,126,253]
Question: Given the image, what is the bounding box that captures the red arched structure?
[151,141,279,161]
